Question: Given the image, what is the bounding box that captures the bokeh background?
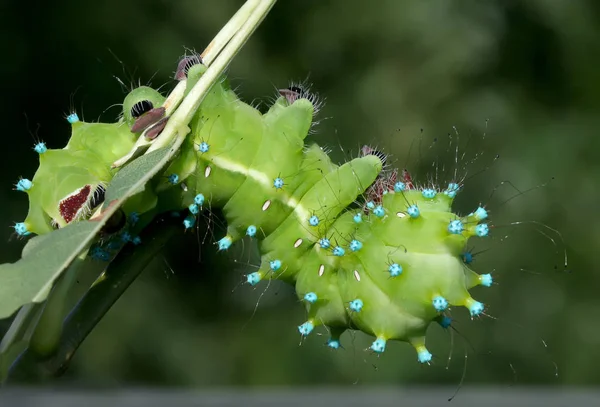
[0,0,598,388]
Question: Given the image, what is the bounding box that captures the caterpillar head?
[18,87,166,236]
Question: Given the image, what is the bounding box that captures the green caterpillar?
[14,54,493,363]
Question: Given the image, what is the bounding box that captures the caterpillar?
[14,54,495,364]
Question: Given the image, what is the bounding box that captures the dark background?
[0,0,598,388]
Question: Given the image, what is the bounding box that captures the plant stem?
[147,0,277,153]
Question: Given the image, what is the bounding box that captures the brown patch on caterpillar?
[278,87,303,105]
[130,107,166,133]
[366,168,398,205]
[175,53,203,80]
[144,116,169,140]
[402,168,414,190]
[278,81,324,118]
[59,185,92,223]
[362,145,396,204]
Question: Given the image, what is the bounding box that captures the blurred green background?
[0,0,597,387]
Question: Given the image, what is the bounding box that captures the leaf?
[103,148,169,207]
[21,234,53,258]
[0,222,97,319]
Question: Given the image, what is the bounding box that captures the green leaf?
[0,222,98,319]
[103,147,169,207]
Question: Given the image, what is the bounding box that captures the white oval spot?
[294,238,303,248]
[396,212,406,218]
[354,269,361,282]
[262,200,271,211]
[204,166,212,178]
[318,264,325,276]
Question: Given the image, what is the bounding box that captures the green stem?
[147,0,277,153]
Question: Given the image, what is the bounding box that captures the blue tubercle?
[67,113,79,124]
[468,300,485,317]
[407,204,420,218]
[246,225,257,237]
[462,251,473,264]
[270,259,282,271]
[319,238,330,249]
[188,203,199,215]
[472,206,488,221]
[422,188,436,199]
[417,349,433,364]
[298,321,314,336]
[373,205,385,218]
[475,223,489,237]
[448,219,464,234]
[438,316,452,329]
[198,141,209,153]
[332,246,345,257]
[394,182,406,192]
[13,222,31,236]
[218,236,233,251]
[353,213,362,223]
[106,240,123,251]
[480,273,493,287]
[432,296,449,312]
[90,247,111,262]
[349,239,363,252]
[132,236,142,245]
[447,182,460,192]
[120,232,132,243]
[308,215,319,226]
[304,292,318,303]
[183,215,196,229]
[327,339,341,349]
[366,201,375,210]
[168,174,179,184]
[349,299,363,312]
[129,212,140,225]
[370,338,386,353]
[273,177,284,190]
[194,193,205,206]
[444,182,460,198]
[247,272,261,286]
[388,263,403,277]
[15,178,33,192]
[34,142,47,154]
